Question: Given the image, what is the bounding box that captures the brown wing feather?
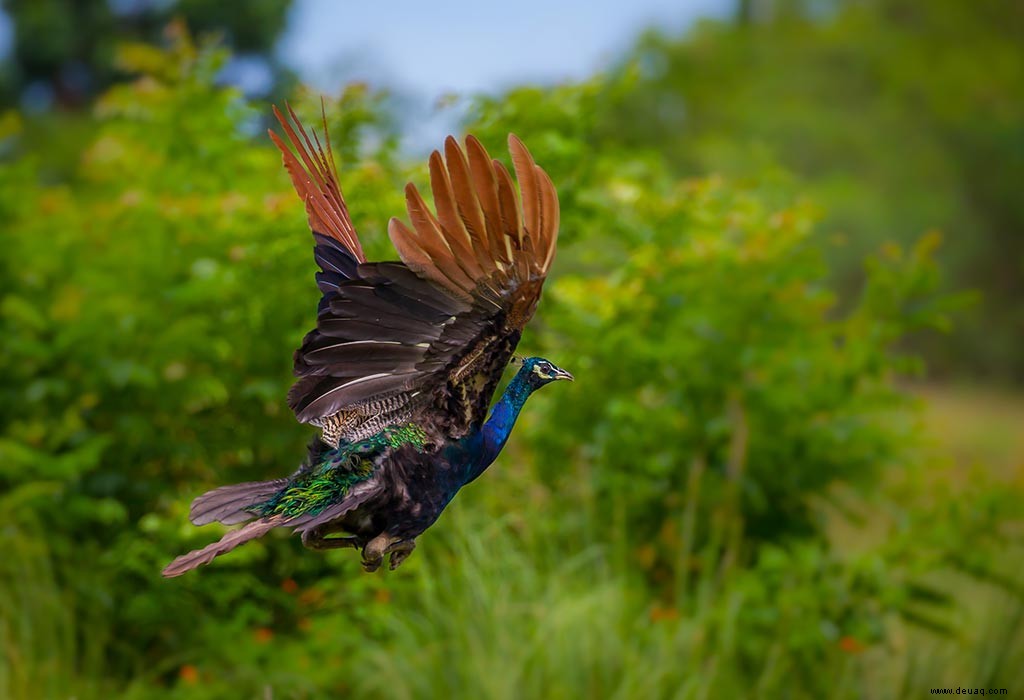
[427,151,486,280]
[269,103,365,261]
[508,135,541,250]
[466,136,513,267]
[443,136,494,272]
[385,219,440,287]
[400,184,477,296]
[493,161,530,282]
[536,166,560,273]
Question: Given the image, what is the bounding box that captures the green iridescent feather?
[255,424,427,518]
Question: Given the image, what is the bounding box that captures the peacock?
[162,105,570,577]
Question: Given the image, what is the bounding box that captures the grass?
[913,383,1024,481]
[341,383,1024,699]
[0,522,111,700]
[2,384,1022,699]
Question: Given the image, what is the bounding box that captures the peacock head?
[514,356,574,390]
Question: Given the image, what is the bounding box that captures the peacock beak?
[553,367,574,382]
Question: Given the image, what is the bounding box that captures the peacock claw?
[387,540,416,570]
[361,535,416,572]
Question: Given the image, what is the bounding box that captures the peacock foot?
[301,526,364,551]
[361,534,416,572]
[387,539,416,570]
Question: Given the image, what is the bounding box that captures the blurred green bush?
[583,0,1024,380]
[0,30,1020,699]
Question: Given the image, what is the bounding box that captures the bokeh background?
[1,0,1022,697]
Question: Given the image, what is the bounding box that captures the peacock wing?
[386,134,560,437]
[271,106,558,442]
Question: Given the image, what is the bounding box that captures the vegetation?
[594,0,1024,380]
[1,17,1021,700]
[0,0,294,107]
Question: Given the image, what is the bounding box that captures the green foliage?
[1,0,294,107]
[1,32,1020,699]
[468,81,960,557]
[1,33,410,685]
[532,0,1023,379]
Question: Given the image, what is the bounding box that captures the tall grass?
[0,519,108,700]
[338,493,1024,700]
[1,482,1020,699]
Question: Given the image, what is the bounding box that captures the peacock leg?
[361,533,391,572]
[301,522,363,551]
[386,539,416,570]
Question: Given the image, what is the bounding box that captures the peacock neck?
[467,369,534,482]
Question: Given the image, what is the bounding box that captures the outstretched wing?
[268,103,365,262]
[271,105,558,441]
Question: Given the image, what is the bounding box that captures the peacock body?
[162,105,569,577]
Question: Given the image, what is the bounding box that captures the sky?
[278,0,728,95]
[0,0,729,146]
[0,1,729,79]
[276,0,729,149]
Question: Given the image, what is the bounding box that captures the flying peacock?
[162,105,570,577]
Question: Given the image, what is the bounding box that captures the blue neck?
[467,369,535,482]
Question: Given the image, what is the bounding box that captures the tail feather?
[189,479,289,526]
[162,516,285,578]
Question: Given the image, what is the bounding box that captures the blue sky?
[0,0,728,145]
[278,0,728,95]
[0,1,728,88]
[277,0,728,148]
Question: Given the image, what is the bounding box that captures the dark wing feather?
[272,105,559,440]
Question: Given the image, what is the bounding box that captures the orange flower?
[650,605,679,623]
[299,588,325,606]
[281,578,298,594]
[253,627,274,644]
[635,544,657,569]
[838,636,865,654]
[179,665,199,685]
